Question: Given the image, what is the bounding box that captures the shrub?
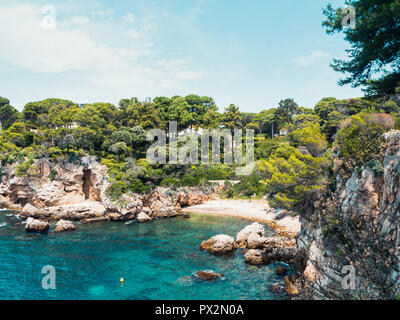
[106,181,128,200]
[289,123,328,157]
[49,170,58,181]
[336,113,387,165]
[128,178,151,194]
[258,143,329,210]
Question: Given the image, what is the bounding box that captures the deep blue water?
[0,210,285,300]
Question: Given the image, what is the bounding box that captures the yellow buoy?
[120,277,124,284]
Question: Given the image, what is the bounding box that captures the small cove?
[0,211,286,300]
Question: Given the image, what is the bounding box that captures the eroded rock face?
[54,219,76,233]
[297,130,400,299]
[200,234,236,255]
[195,270,224,281]
[263,237,298,264]
[25,217,49,233]
[0,157,107,209]
[0,158,220,224]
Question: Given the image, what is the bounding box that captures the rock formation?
[0,157,219,226]
[200,234,237,255]
[137,212,152,223]
[54,220,76,233]
[25,217,49,233]
[236,222,265,247]
[195,270,224,281]
[297,130,400,299]
[244,249,268,265]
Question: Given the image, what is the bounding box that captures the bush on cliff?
[258,142,329,211]
[336,112,394,166]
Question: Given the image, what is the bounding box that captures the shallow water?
[0,211,286,300]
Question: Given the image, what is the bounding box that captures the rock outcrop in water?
[195,270,224,281]
[54,219,76,233]
[202,222,299,267]
[200,234,237,255]
[0,157,220,226]
[25,217,49,233]
[296,130,400,299]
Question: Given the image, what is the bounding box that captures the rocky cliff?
[297,130,400,299]
[0,156,220,224]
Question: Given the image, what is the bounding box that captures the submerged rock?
[195,270,224,281]
[200,234,236,255]
[25,217,49,233]
[54,219,76,233]
[275,265,288,276]
[269,282,286,295]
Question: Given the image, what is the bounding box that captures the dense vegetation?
[0,91,399,212]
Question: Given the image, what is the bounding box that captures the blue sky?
[0,0,363,112]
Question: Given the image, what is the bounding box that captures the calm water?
[0,210,286,300]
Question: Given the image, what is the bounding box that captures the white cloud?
[126,30,142,39]
[92,8,114,16]
[70,15,90,26]
[294,50,330,67]
[0,4,203,93]
[122,12,135,23]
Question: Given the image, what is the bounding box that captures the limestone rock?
[283,276,299,296]
[200,234,236,255]
[25,217,49,233]
[236,222,265,246]
[20,203,44,219]
[137,212,152,223]
[244,249,268,265]
[0,195,11,209]
[54,219,76,233]
[247,232,267,249]
[263,237,298,263]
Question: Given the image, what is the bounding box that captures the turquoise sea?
[0,210,286,300]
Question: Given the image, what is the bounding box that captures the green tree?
[0,97,19,129]
[276,98,299,125]
[222,104,242,163]
[323,0,400,96]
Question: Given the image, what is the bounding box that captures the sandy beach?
[181,199,301,235]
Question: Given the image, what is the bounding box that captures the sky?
[0,0,363,112]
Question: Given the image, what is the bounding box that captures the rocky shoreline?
[199,221,303,298]
[0,157,220,232]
